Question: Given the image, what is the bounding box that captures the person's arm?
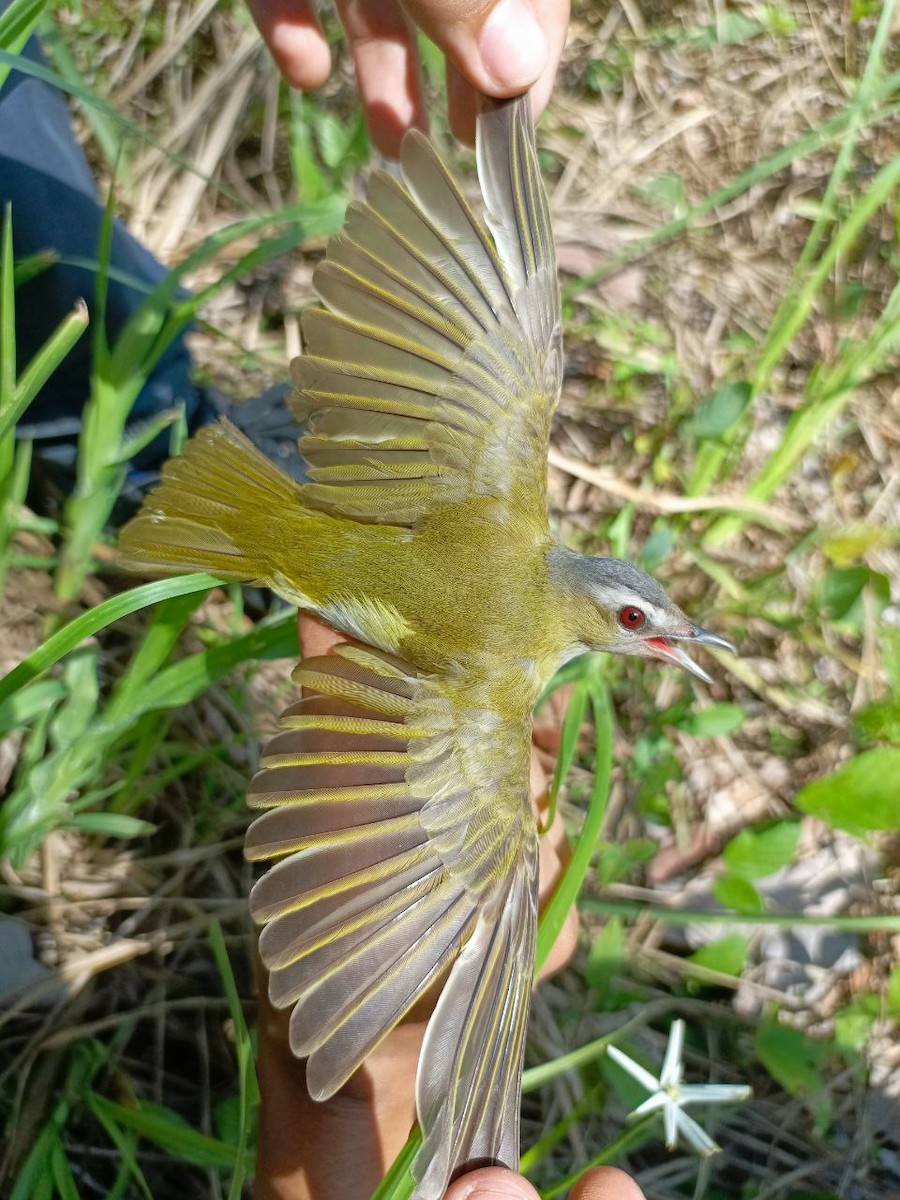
[244,0,570,154]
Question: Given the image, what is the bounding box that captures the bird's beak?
[643,625,736,684]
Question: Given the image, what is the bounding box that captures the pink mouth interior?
[645,636,675,658]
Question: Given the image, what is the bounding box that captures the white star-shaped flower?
[606,1019,751,1156]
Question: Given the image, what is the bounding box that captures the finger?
[569,1168,647,1200]
[531,751,578,980]
[245,0,332,89]
[334,0,427,158]
[298,610,343,657]
[444,1166,540,1200]
[405,0,569,143]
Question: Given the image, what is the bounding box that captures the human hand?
[253,613,579,1200]
[243,0,570,155]
[444,1166,646,1200]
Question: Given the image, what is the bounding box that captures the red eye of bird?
[619,605,645,630]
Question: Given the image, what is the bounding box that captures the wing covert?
[292,93,562,530]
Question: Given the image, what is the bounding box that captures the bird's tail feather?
[117,419,304,581]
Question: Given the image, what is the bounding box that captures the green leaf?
[681,702,746,738]
[586,916,625,995]
[594,837,656,886]
[833,995,879,1053]
[691,381,752,440]
[887,965,900,1017]
[796,748,900,835]
[756,1019,830,1096]
[69,812,155,839]
[692,11,763,46]
[53,649,99,747]
[713,873,764,913]
[639,523,674,572]
[855,697,900,745]
[722,820,801,879]
[823,523,899,567]
[0,678,65,735]
[687,933,748,978]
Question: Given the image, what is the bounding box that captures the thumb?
[443,1167,540,1199]
[400,0,555,95]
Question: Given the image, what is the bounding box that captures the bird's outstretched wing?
[293,94,562,530]
[246,642,538,1200]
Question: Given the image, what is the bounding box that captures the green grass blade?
[706,153,900,546]
[369,1129,421,1200]
[88,1094,239,1169]
[2,301,88,438]
[0,0,50,88]
[0,204,14,404]
[535,662,613,973]
[562,69,900,301]
[87,1092,153,1200]
[208,923,259,1200]
[0,574,223,705]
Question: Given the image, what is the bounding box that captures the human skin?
[243,0,570,154]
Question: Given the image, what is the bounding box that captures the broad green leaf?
[796,748,900,835]
[691,382,752,440]
[823,524,899,567]
[682,702,746,738]
[756,1020,830,1096]
[586,916,625,996]
[594,837,656,886]
[722,820,801,879]
[887,966,900,1017]
[639,523,674,572]
[833,995,879,1053]
[855,697,900,745]
[687,933,748,978]
[713,873,764,913]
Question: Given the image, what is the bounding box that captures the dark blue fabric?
[0,15,204,464]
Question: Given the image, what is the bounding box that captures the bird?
[118,93,734,1200]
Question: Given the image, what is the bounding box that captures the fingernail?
[478,0,547,90]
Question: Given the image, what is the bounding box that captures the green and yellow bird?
[120,95,732,1199]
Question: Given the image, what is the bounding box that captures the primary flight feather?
[119,94,732,1199]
